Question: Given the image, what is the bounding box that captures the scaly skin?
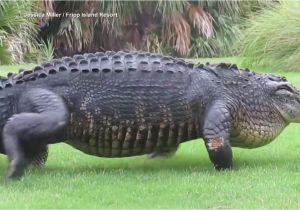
[0,51,300,178]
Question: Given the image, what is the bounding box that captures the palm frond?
[164,13,191,56]
[0,1,25,32]
[98,0,141,34]
[38,37,55,62]
[155,0,187,17]
[39,0,274,58]
[187,4,214,39]
[0,1,39,63]
[42,0,55,14]
[57,17,83,51]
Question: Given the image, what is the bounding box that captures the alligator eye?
[277,84,294,93]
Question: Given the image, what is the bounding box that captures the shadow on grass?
[0,154,213,182]
[234,155,300,171]
[0,151,298,181]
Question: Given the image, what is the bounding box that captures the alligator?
[0,51,300,179]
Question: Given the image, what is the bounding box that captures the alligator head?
[266,74,300,123]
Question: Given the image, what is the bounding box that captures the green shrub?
[240,1,300,71]
[0,1,39,64]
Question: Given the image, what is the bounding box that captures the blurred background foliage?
[0,0,39,64]
[2,0,300,72]
[39,0,272,58]
[239,1,300,71]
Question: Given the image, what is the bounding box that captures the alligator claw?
[214,163,233,171]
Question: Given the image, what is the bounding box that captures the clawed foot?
[214,163,233,171]
[7,158,29,179]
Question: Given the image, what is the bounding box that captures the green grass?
[1,58,300,208]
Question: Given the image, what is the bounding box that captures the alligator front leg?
[202,101,234,170]
[3,88,68,178]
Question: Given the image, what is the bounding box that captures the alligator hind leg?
[149,146,178,158]
[3,88,68,178]
[28,145,48,168]
[202,101,233,170]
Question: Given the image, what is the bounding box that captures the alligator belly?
[230,136,275,149]
[66,118,200,157]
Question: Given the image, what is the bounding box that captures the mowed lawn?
[0,58,300,208]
